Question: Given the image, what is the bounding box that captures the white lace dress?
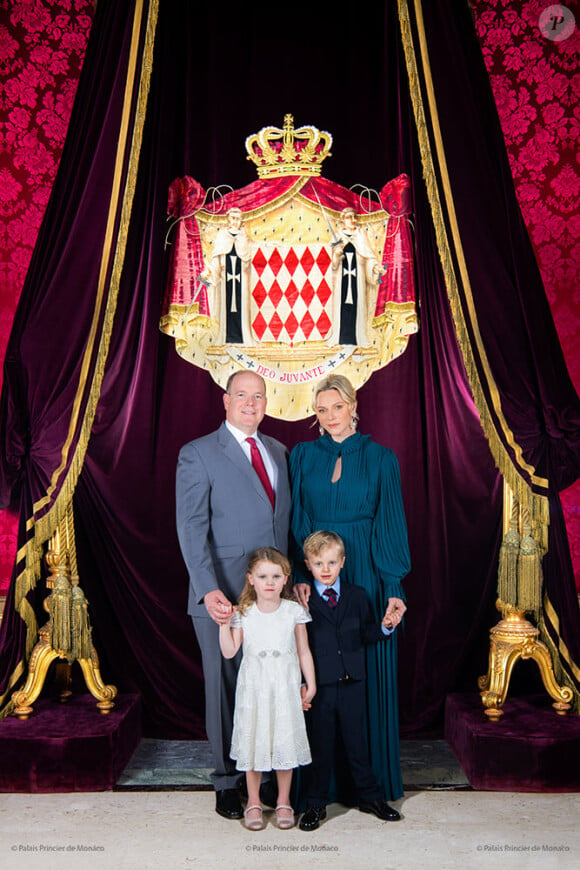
[230,599,312,772]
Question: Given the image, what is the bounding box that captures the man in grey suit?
[176,370,291,820]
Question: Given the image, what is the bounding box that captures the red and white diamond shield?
[251,244,333,344]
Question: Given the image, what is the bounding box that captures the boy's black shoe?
[299,806,327,831]
[359,798,401,821]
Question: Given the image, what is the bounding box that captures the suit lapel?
[336,581,353,629]
[311,586,336,625]
[217,423,271,508]
[263,434,282,471]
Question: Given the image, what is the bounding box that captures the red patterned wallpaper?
[0,0,94,591]
[472,0,580,588]
[0,1,578,593]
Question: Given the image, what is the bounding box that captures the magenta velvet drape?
[0,0,578,736]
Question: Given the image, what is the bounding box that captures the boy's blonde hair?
[237,547,294,614]
[303,530,345,560]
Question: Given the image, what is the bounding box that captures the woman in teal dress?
[290,374,410,803]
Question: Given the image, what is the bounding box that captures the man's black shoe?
[215,788,244,820]
[259,779,278,809]
[359,798,401,822]
[299,806,327,831]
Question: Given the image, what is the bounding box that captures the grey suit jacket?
[176,422,291,618]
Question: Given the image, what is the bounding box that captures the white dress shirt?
[225,421,277,491]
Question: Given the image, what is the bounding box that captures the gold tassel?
[517,509,542,617]
[498,498,520,605]
[71,585,93,661]
[49,575,72,655]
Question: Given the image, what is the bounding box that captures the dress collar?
[317,431,368,455]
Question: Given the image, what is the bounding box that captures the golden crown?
[245,114,332,178]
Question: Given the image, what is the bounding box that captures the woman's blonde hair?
[237,547,294,614]
[312,374,359,429]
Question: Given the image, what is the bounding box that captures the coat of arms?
[161,115,418,419]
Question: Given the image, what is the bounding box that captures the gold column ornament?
[11,504,117,719]
[480,481,573,719]
[479,600,573,720]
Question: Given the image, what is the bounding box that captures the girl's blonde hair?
[237,547,294,614]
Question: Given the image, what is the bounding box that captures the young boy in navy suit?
[299,530,401,831]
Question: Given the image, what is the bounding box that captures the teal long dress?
[290,431,410,802]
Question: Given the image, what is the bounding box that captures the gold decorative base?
[11,624,117,720]
[11,505,117,720]
[479,603,573,720]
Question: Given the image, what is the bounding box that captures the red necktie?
[246,437,275,509]
[323,587,338,608]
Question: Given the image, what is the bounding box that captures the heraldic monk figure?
[202,207,254,345]
[331,208,384,347]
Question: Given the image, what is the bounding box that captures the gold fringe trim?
[0,660,25,717]
[398,0,549,555]
[517,507,542,617]
[2,0,160,711]
[18,597,39,660]
[71,586,93,661]
[63,500,79,578]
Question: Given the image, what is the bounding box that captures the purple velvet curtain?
[0,0,578,736]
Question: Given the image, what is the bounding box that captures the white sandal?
[275,804,295,829]
[244,804,265,831]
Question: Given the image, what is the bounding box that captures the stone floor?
[1,790,578,870]
[114,738,471,791]
[1,740,578,869]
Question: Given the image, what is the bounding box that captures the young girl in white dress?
[219,547,316,831]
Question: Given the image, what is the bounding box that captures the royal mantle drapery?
[160,170,417,418]
[161,172,415,318]
[0,0,578,734]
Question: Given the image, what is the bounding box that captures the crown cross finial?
[246,115,332,178]
[281,114,297,163]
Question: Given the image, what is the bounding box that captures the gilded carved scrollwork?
[11,504,117,720]
[479,600,573,720]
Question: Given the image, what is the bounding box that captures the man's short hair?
[303,530,345,559]
[224,370,266,394]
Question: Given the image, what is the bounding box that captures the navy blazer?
[306,582,386,685]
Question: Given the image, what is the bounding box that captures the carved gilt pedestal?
[11,508,117,720]
[478,602,573,720]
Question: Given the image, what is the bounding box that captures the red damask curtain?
[0,1,95,593]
